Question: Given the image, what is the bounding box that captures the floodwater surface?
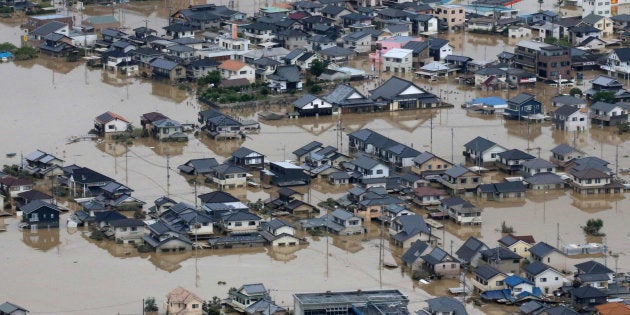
[1,3,630,315]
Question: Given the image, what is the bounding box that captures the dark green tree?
[198,71,221,86]
[591,91,616,103]
[569,87,583,97]
[309,59,329,77]
[583,218,604,236]
[144,297,158,312]
[13,46,37,60]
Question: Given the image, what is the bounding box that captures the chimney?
[232,23,237,40]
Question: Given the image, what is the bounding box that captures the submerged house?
[369,76,440,111]
[21,200,61,228]
[93,111,131,135]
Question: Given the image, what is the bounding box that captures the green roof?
[260,6,289,13]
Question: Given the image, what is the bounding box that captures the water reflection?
[22,228,60,252]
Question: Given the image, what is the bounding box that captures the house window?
[496,280,504,286]
[131,227,137,231]
[376,169,383,174]
[192,304,199,309]
[249,221,256,226]
[240,70,247,74]
[541,277,547,282]
[120,227,127,232]
[235,222,242,227]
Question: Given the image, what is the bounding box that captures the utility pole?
[450,128,454,163]
[194,179,198,208]
[166,151,171,197]
[430,115,433,152]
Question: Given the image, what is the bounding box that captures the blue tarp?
[470,97,507,106]
[0,52,13,59]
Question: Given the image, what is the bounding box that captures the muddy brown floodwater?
[2,3,630,314]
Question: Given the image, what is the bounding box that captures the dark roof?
[31,21,67,36]
[542,306,579,315]
[463,136,497,152]
[456,236,488,263]
[497,149,535,160]
[293,94,319,108]
[401,240,429,265]
[17,189,52,201]
[20,200,60,215]
[321,5,346,15]
[474,265,503,280]
[268,65,304,83]
[570,25,600,33]
[319,46,354,57]
[351,155,382,170]
[575,260,614,275]
[163,23,197,32]
[70,167,113,184]
[421,246,456,265]
[571,286,607,299]
[425,297,467,315]
[529,242,563,258]
[109,218,145,228]
[231,147,261,159]
[498,234,535,246]
[477,181,526,194]
[509,93,536,105]
[391,215,430,242]
[590,101,623,112]
[402,40,429,54]
[370,76,436,102]
[550,95,585,105]
[198,191,239,203]
[0,302,28,313]
[293,141,323,157]
[554,104,581,117]
[480,247,523,261]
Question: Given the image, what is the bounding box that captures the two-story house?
[218,60,255,83]
[389,214,434,248]
[440,196,482,225]
[411,151,453,177]
[498,234,535,259]
[463,137,507,167]
[472,265,507,293]
[589,101,629,126]
[440,165,481,195]
[554,105,588,132]
[529,242,567,271]
[495,149,535,174]
[550,144,586,168]
[504,93,543,120]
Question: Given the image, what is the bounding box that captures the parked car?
[544,79,574,87]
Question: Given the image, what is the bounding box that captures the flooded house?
[165,286,204,315]
[22,149,64,178]
[106,218,147,244]
[455,236,489,268]
[439,165,481,195]
[299,209,364,235]
[389,214,434,248]
[143,220,193,252]
[588,101,629,126]
[439,196,482,225]
[529,242,567,271]
[149,58,186,81]
[177,158,219,176]
[498,234,535,259]
[463,136,507,167]
[504,93,543,121]
[476,181,526,200]
[261,161,311,187]
[495,149,535,174]
[292,94,333,116]
[259,219,304,246]
[553,105,588,132]
[478,247,523,274]
[60,165,113,198]
[293,290,409,315]
[20,200,61,229]
[421,246,460,279]
[207,164,249,189]
[369,76,440,110]
[265,187,315,217]
[471,265,506,293]
[322,84,375,114]
[401,240,430,272]
[410,151,453,178]
[152,119,189,142]
[93,111,131,136]
[229,147,265,170]
[198,109,260,140]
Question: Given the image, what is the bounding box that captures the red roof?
[508,234,536,244]
[0,177,33,186]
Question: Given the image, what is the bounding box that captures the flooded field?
[1,2,630,314]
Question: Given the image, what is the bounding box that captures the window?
[249,221,256,226]
[376,169,383,174]
[235,222,242,227]
[192,304,199,309]
[496,280,504,286]
[541,277,547,282]
[120,227,127,232]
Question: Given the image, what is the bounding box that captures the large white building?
[383,48,413,73]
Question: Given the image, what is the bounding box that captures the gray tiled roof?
[529,242,562,258]
[401,240,429,265]
[455,236,487,263]
[474,265,503,280]
[464,136,497,152]
[293,94,319,108]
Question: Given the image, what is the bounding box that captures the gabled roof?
[240,283,267,295]
[293,141,322,156]
[421,246,456,265]
[571,167,609,180]
[167,286,203,304]
[17,189,52,201]
[554,104,581,117]
[391,214,430,241]
[0,301,28,314]
[318,46,354,57]
[474,265,503,280]
[590,101,625,112]
[480,247,523,261]
[529,242,563,258]
[444,165,474,178]
[219,59,248,71]
[268,65,303,83]
[477,181,526,194]
[464,136,498,152]
[163,23,196,32]
[95,111,130,124]
[523,158,555,169]
[31,21,67,36]
[293,94,319,108]
[222,210,261,222]
[20,200,60,215]
[425,297,467,315]
[351,155,383,170]
[509,93,536,105]
[582,13,604,25]
[69,167,112,184]
[321,4,346,15]
[232,147,262,159]
[543,306,579,315]
[402,40,428,54]
[571,286,607,299]
[213,163,248,175]
[591,75,623,87]
[370,76,436,102]
[575,260,614,274]
[198,191,239,203]
[550,95,585,105]
[497,149,535,161]
[401,240,429,265]
[150,58,180,71]
[498,234,535,247]
[456,236,488,263]
[551,144,585,155]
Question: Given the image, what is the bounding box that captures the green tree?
[198,71,221,86]
[144,297,158,312]
[309,59,329,77]
[309,83,322,94]
[569,87,583,97]
[583,218,604,235]
[0,42,17,53]
[591,91,616,103]
[202,296,221,315]
[13,46,37,60]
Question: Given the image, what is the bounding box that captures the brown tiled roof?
[0,177,33,186]
[219,59,247,71]
[167,286,202,305]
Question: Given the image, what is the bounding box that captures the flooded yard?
[1,3,630,314]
